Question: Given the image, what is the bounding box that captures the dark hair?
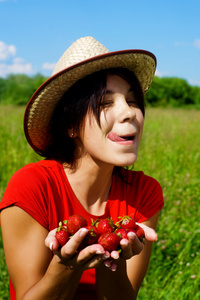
[44,68,144,168]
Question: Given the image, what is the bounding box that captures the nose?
[117,99,136,123]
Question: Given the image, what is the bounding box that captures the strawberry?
[66,214,88,235]
[117,215,136,230]
[98,232,121,252]
[84,225,100,245]
[127,225,145,243]
[56,221,70,247]
[95,218,115,235]
[115,228,128,240]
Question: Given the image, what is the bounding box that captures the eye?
[127,99,139,107]
[100,99,113,108]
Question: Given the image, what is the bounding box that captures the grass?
[0,105,199,299]
[135,108,200,299]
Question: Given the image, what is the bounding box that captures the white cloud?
[0,62,33,77]
[42,62,56,71]
[194,39,200,49]
[0,41,34,77]
[0,41,16,61]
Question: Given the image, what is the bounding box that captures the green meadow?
[0,105,199,299]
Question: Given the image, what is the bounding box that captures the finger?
[104,259,111,268]
[61,228,89,258]
[110,262,117,272]
[66,246,109,270]
[120,238,133,259]
[45,228,59,251]
[137,223,158,242]
[77,243,106,264]
[81,252,109,269]
[127,232,143,254]
[110,250,120,260]
[104,259,117,272]
[120,233,143,259]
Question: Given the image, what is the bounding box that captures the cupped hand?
[45,223,157,272]
[45,228,111,271]
[118,222,157,260]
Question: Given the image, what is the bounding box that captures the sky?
[0,0,200,86]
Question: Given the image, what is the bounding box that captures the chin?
[115,156,138,168]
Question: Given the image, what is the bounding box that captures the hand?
[45,228,111,271]
[118,222,157,260]
[95,223,157,271]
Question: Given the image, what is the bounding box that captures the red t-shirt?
[0,159,164,299]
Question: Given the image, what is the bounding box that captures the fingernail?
[112,252,119,259]
[80,228,89,237]
[50,242,53,251]
[96,250,105,255]
[102,254,109,259]
[111,265,117,272]
[120,238,129,246]
[127,232,135,239]
[104,261,111,268]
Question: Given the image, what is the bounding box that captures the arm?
[1,206,109,300]
[95,212,160,300]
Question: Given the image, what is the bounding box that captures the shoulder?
[3,159,66,203]
[109,168,164,223]
[1,160,64,229]
[9,159,63,183]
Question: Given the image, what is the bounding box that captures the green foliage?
[145,76,200,108]
[0,74,47,105]
[0,106,199,299]
[0,74,200,108]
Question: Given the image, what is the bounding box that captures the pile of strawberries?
[56,214,145,252]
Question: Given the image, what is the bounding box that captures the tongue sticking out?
[108,132,131,142]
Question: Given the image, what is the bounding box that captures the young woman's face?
[78,74,144,167]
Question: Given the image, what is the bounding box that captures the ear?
[68,129,77,138]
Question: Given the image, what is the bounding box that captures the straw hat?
[24,36,156,154]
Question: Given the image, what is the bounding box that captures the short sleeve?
[0,164,49,229]
[134,174,164,222]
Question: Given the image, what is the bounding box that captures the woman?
[0,36,164,300]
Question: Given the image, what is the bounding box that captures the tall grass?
[135,108,200,299]
[0,106,199,299]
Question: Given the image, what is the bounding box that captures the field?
[0,105,199,299]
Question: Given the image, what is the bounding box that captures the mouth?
[108,132,136,143]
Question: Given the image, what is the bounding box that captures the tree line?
[0,74,200,108]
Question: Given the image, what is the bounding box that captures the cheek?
[137,112,144,140]
[80,117,104,148]
[99,110,114,133]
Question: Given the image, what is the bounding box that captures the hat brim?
[24,49,156,154]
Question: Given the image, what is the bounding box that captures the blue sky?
[0,0,200,86]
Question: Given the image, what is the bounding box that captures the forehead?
[106,74,132,94]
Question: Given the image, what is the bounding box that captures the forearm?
[95,259,137,300]
[21,256,83,300]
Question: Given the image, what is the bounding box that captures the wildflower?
[186,263,190,267]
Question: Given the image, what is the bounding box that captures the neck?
[64,155,114,215]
